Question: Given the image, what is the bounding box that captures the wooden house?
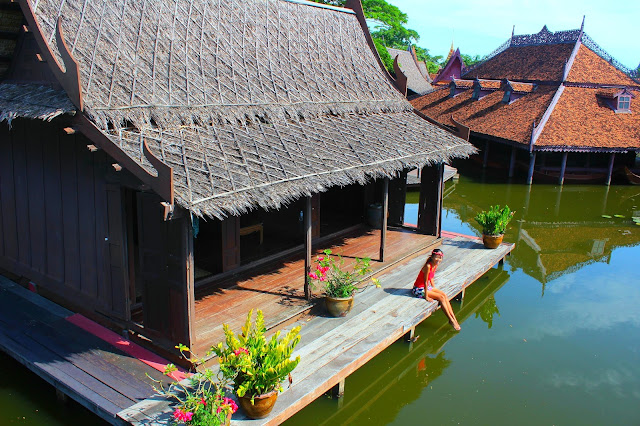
[0,0,474,355]
[412,24,640,185]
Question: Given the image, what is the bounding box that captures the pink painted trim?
[441,230,482,240]
[403,222,417,228]
[65,314,187,381]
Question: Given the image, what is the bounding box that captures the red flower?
[234,347,249,356]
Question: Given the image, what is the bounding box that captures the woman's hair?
[429,249,444,261]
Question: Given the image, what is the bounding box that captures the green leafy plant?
[149,345,238,426]
[474,205,515,236]
[307,249,381,298]
[211,310,301,404]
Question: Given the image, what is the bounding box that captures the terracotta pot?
[482,233,504,249]
[224,410,232,426]
[238,390,278,419]
[325,295,354,317]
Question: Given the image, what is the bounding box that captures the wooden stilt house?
[412,23,640,185]
[0,0,474,354]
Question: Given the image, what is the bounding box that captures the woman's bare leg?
[427,290,461,330]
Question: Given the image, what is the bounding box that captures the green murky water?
[285,176,640,425]
[2,175,640,425]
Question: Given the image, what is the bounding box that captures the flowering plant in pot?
[210,310,301,419]
[150,344,238,426]
[307,249,381,317]
[474,205,515,248]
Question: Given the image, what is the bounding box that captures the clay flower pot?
[482,234,504,249]
[325,295,354,317]
[238,390,278,419]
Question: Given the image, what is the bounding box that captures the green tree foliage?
[374,38,394,73]
[461,53,483,66]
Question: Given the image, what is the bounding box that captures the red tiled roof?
[567,44,639,86]
[464,43,575,81]
[537,87,640,148]
[452,79,473,89]
[510,82,536,93]
[478,79,501,90]
[411,85,558,145]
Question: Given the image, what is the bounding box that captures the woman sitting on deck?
[412,249,461,331]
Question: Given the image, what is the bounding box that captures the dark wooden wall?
[0,118,128,320]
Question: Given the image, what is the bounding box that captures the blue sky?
[388,0,639,69]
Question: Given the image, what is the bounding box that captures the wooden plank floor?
[192,226,439,355]
[407,165,458,187]
[0,276,168,425]
[119,233,514,425]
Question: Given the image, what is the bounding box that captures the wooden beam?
[379,178,389,262]
[526,152,536,185]
[417,164,444,236]
[558,152,568,185]
[508,146,517,178]
[304,196,312,301]
[606,153,615,186]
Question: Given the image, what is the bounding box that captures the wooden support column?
[558,152,568,185]
[304,196,312,300]
[482,141,490,168]
[508,146,517,178]
[332,379,345,399]
[526,152,537,185]
[606,153,615,186]
[379,178,389,262]
[417,164,444,237]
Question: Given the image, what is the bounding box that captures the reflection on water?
[287,177,640,426]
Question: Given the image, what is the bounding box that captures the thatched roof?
[0,83,75,122]
[387,47,433,95]
[24,0,474,218]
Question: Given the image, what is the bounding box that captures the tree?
[461,53,483,67]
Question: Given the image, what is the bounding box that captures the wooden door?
[311,194,321,238]
[221,216,240,272]
[137,192,191,345]
[105,184,130,321]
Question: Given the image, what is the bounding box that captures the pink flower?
[173,408,193,422]
[223,397,238,413]
[318,256,324,262]
[200,398,207,406]
[319,275,326,282]
[308,271,318,280]
[319,266,329,274]
[234,347,249,356]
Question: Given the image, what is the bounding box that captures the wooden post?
[559,152,568,185]
[404,327,415,342]
[380,178,389,262]
[332,379,345,399]
[508,146,517,178]
[304,196,312,300]
[482,141,490,168]
[554,186,563,217]
[606,153,615,186]
[417,164,444,236]
[526,152,536,185]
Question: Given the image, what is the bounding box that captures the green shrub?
[474,205,514,236]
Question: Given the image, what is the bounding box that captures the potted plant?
[150,344,239,426]
[474,205,515,248]
[307,249,381,317]
[210,310,301,419]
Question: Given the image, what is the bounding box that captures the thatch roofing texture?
[0,83,75,122]
[386,47,433,95]
[31,0,410,127]
[24,0,473,218]
[109,111,472,218]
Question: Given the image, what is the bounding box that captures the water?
[285,176,640,425]
[1,176,639,425]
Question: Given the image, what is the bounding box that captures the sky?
[387,0,639,69]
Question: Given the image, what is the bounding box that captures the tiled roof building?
[411,24,640,185]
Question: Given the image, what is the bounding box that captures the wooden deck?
[119,232,514,425]
[192,226,439,355]
[0,275,170,425]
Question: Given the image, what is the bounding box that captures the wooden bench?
[240,223,264,244]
